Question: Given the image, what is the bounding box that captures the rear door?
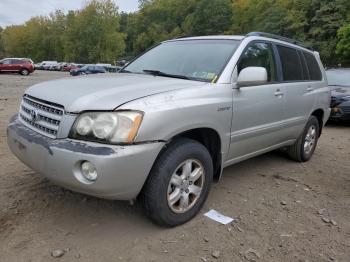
[228,41,286,161]
[276,45,317,139]
[11,59,21,71]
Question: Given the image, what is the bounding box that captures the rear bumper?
[7,115,164,200]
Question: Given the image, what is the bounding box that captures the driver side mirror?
[237,67,268,87]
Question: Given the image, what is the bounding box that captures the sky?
[0,0,139,27]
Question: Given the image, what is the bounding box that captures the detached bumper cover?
[7,115,164,200]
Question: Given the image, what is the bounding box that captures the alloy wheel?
[167,159,205,214]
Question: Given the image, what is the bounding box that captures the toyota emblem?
[30,110,37,122]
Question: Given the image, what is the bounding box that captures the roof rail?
[246,32,313,51]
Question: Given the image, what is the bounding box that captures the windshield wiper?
[119,69,131,73]
[329,84,350,87]
[143,70,193,80]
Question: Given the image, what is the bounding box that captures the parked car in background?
[116,59,130,67]
[70,65,106,76]
[53,62,67,71]
[62,63,79,72]
[7,32,330,227]
[42,61,58,70]
[35,61,48,70]
[0,58,34,75]
[96,63,112,68]
[326,68,350,121]
[106,65,121,73]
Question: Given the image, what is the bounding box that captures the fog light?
[81,161,98,181]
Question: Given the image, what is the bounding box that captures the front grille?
[342,106,350,114]
[19,95,64,138]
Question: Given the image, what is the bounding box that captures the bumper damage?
[7,115,164,200]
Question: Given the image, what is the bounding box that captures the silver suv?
[7,32,331,226]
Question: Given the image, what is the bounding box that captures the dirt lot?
[0,71,349,262]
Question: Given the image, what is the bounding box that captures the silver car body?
[7,35,331,200]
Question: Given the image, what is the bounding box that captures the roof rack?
[246,32,314,51]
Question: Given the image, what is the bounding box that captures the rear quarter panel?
[314,54,331,125]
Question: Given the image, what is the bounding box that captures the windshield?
[326,69,350,87]
[123,39,240,82]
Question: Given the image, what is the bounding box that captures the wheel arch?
[168,127,223,182]
[311,109,324,136]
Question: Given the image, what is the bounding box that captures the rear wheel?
[287,116,320,162]
[141,138,213,227]
[20,69,29,76]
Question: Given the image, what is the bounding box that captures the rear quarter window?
[277,45,303,81]
[303,52,322,81]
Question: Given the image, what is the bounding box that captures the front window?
[123,39,240,82]
[238,42,277,82]
[1,59,11,65]
[326,69,350,87]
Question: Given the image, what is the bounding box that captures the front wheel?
[141,138,213,227]
[287,115,320,162]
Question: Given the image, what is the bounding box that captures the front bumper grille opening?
[18,95,64,138]
[20,113,58,136]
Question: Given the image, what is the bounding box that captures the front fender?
[117,84,233,158]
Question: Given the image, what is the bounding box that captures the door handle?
[274,89,284,97]
[306,86,314,92]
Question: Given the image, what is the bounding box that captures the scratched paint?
[8,115,116,156]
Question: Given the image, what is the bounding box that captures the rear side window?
[303,52,322,81]
[277,45,303,81]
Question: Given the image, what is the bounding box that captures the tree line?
[0,0,349,66]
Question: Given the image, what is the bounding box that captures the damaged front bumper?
[7,115,164,200]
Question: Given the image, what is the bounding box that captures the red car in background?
[0,58,34,75]
[62,63,79,72]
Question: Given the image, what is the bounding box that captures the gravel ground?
[0,71,349,262]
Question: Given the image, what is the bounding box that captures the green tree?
[308,0,350,64]
[190,0,232,35]
[1,0,350,65]
[336,24,350,64]
[63,0,125,63]
[0,27,4,58]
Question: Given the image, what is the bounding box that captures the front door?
[227,41,286,162]
[0,59,12,71]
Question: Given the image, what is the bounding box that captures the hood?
[26,73,205,112]
[330,85,350,107]
[330,85,350,98]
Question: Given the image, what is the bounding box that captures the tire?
[287,115,320,162]
[141,138,213,227]
[20,69,29,76]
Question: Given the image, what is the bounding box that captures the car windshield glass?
[326,69,350,87]
[123,39,240,82]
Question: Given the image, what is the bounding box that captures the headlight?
[70,111,143,144]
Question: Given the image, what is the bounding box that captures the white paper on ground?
[204,209,234,225]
